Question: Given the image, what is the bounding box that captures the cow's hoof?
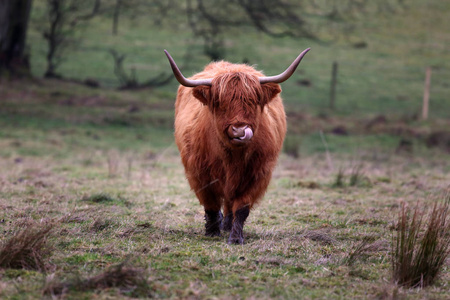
[227,238,244,245]
[227,234,244,245]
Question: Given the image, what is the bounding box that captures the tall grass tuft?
[349,163,364,187]
[0,222,54,271]
[392,199,450,288]
[344,236,387,266]
[345,236,375,266]
[333,167,345,187]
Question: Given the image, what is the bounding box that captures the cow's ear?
[261,83,281,105]
[193,85,211,106]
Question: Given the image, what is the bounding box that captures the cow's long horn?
[164,50,213,87]
[259,48,310,84]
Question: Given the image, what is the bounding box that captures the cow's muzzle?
[228,125,253,144]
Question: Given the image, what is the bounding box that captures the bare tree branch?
[42,0,101,78]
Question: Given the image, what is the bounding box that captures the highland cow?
[165,48,310,244]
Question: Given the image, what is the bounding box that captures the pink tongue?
[239,127,253,140]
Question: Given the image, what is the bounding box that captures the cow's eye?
[211,101,224,114]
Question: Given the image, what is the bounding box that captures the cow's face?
[193,73,281,147]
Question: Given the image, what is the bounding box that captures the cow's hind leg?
[221,201,233,232]
[228,205,250,245]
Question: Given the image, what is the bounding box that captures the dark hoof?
[226,206,249,244]
[205,210,223,237]
[221,214,233,232]
[227,234,244,245]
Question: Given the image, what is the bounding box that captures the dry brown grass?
[301,229,336,246]
[345,236,387,266]
[392,199,450,288]
[0,221,54,271]
[43,261,151,297]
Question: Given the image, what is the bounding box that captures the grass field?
[0,0,449,298]
[0,78,449,299]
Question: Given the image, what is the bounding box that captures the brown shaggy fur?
[175,61,287,244]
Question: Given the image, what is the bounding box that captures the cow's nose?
[232,125,247,137]
[228,125,253,141]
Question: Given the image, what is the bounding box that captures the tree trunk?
[44,0,62,78]
[0,0,33,77]
[112,0,122,35]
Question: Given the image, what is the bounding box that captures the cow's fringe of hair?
[212,72,262,108]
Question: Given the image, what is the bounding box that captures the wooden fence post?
[422,66,432,120]
[330,61,338,110]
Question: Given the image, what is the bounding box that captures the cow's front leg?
[205,210,223,237]
[228,205,250,245]
[221,201,233,232]
[194,185,222,237]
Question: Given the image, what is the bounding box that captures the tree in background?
[38,0,171,79]
[0,0,33,77]
[1,0,405,82]
[186,0,315,60]
[41,0,99,78]
[186,0,405,60]
[105,0,173,35]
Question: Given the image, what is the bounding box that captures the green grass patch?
[81,193,131,208]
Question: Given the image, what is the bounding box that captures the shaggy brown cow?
[165,48,310,244]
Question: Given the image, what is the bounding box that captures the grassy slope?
[27,0,450,118]
[0,0,449,299]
